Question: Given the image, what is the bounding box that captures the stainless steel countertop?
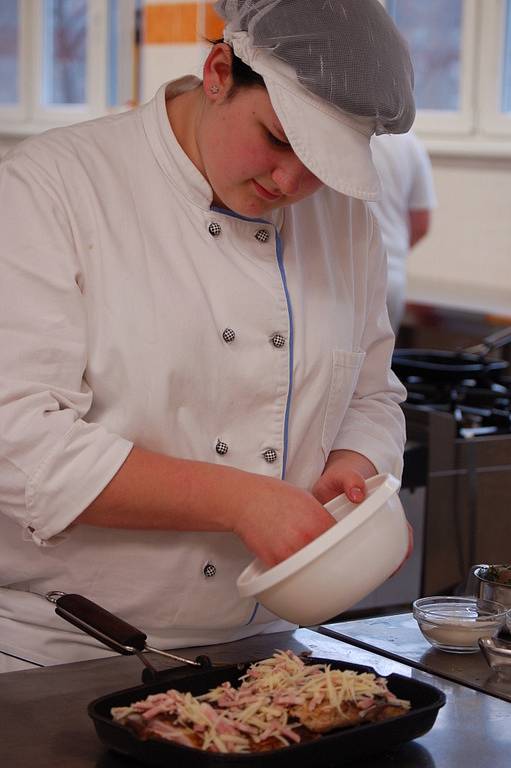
[320,613,511,702]
[2,627,510,767]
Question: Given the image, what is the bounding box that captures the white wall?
[408,152,511,316]
[141,44,207,100]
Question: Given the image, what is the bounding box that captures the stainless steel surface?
[479,636,511,676]
[463,325,511,356]
[474,565,511,608]
[2,627,511,767]
[320,613,511,701]
[143,644,202,665]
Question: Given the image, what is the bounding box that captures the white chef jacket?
[0,78,406,666]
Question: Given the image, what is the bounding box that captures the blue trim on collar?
[210,205,272,226]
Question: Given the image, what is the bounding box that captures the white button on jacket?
[0,79,405,665]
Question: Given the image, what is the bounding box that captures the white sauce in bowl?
[413,598,506,653]
[419,619,499,651]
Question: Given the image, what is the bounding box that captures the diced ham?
[111,650,410,754]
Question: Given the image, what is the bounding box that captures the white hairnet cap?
[214,0,415,200]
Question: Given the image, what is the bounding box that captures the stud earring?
[209,85,220,94]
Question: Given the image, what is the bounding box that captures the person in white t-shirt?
[369,132,437,333]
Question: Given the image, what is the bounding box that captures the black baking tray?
[88,656,445,767]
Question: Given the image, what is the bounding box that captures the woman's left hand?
[312,449,414,568]
[311,449,377,506]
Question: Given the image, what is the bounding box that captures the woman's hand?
[230,451,378,568]
[311,449,377,505]
[312,450,414,573]
[79,447,378,570]
[78,449,334,569]
[230,474,336,568]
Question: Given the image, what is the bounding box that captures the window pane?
[502,0,511,113]
[0,0,18,104]
[107,0,119,107]
[107,0,142,108]
[42,0,87,105]
[387,0,463,111]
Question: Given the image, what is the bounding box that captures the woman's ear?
[203,43,234,101]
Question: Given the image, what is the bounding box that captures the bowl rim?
[413,596,508,623]
[474,564,511,586]
[237,473,401,598]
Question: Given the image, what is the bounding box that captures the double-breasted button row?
[216,439,229,455]
[254,228,270,243]
[221,329,287,348]
[203,561,217,578]
[216,439,278,464]
[208,222,222,237]
[207,223,271,244]
[271,333,286,349]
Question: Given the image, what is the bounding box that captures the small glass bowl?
[413,596,507,653]
[479,636,511,676]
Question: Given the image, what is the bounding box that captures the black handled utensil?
[54,593,213,676]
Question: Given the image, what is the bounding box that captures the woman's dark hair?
[210,39,265,91]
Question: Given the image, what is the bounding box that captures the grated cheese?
[111,650,410,754]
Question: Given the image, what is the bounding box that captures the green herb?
[483,565,511,584]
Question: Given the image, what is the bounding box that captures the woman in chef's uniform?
[0,0,414,671]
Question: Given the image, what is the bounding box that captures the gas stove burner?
[402,375,511,437]
[395,335,511,439]
[451,404,511,436]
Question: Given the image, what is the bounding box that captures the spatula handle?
[55,593,147,654]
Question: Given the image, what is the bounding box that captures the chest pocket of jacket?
[321,349,366,462]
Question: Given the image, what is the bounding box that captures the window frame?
[478,0,511,137]
[107,0,139,108]
[384,0,511,156]
[0,0,26,123]
[2,0,511,155]
[405,0,478,137]
[31,0,107,125]
[0,0,134,136]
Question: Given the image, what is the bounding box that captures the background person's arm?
[407,133,436,248]
[409,208,431,247]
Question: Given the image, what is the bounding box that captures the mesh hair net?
[214,0,415,135]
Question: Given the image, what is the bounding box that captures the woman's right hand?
[78,448,334,567]
[227,474,336,567]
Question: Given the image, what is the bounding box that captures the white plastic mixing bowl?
[237,474,408,626]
